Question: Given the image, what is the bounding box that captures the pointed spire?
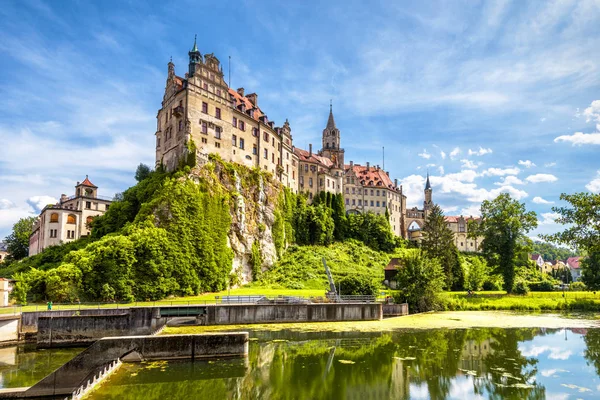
[425,171,431,190]
[191,34,198,52]
[326,100,336,130]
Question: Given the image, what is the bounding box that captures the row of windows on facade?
[48,229,75,239]
[345,198,387,208]
[49,213,95,224]
[345,187,391,197]
[299,176,338,189]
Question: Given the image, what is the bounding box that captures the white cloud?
[426,163,436,168]
[440,150,446,159]
[545,162,557,167]
[481,167,521,177]
[549,349,572,360]
[438,166,445,175]
[0,199,15,210]
[494,176,524,186]
[526,173,558,183]
[518,160,536,168]
[539,212,560,225]
[583,100,600,123]
[554,132,600,145]
[460,159,479,169]
[586,171,600,193]
[533,196,554,204]
[418,149,431,159]
[449,147,461,160]
[460,205,481,217]
[26,196,58,212]
[468,147,493,156]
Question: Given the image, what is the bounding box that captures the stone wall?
[0,317,19,343]
[382,303,409,317]
[206,303,382,325]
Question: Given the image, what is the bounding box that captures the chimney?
[394,179,398,187]
[247,93,258,106]
[386,171,390,176]
[350,160,354,168]
[366,162,370,169]
[377,165,380,170]
[309,143,312,156]
[237,87,245,96]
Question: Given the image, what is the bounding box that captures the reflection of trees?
[583,329,600,377]
[87,328,558,399]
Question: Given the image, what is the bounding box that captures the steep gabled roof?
[567,256,582,269]
[294,148,334,168]
[344,164,397,190]
[79,176,97,188]
[228,89,265,122]
[530,254,542,261]
[385,258,402,271]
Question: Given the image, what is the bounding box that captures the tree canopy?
[4,216,37,261]
[469,193,537,293]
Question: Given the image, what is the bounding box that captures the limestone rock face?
[190,158,281,286]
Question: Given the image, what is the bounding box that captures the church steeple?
[188,34,202,77]
[425,171,431,190]
[424,171,433,212]
[321,101,344,168]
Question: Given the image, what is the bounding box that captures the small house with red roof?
[566,257,582,281]
[384,258,402,289]
[530,254,544,269]
[29,176,112,256]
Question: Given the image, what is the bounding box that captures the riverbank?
[162,310,600,334]
[441,291,600,311]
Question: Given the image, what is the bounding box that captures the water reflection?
[89,328,600,399]
[0,345,83,389]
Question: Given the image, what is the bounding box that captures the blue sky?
[1,0,599,240]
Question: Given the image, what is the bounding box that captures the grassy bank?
[441,291,600,311]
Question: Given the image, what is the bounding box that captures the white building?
[29,177,112,256]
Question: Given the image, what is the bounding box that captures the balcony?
[173,105,184,117]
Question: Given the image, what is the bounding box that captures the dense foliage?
[337,275,379,296]
[421,204,462,290]
[542,192,600,290]
[469,193,538,293]
[393,249,445,312]
[3,216,37,261]
[531,241,576,261]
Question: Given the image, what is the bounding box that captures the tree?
[469,193,538,293]
[337,275,379,296]
[464,256,487,291]
[421,204,461,289]
[393,250,445,312]
[135,163,152,182]
[542,192,600,290]
[4,216,37,261]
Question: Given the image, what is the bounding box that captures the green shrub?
[483,277,503,291]
[393,250,444,313]
[337,275,379,296]
[570,281,587,291]
[529,280,555,292]
[513,280,530,295]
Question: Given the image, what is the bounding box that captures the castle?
[155,39,480,246]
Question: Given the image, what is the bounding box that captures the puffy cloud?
[460,159,479,169]
[583,100,600,123]
[526,174,558,183]
[26,196,58,212]
[481,167,521,177]
[0,199,15,210]
[545,162,557,167]
[440,151,446,159]
[554,132,600,145]
[533,196,553,204]
[418,149,431,159]
[494,176,524,186]
[438,166,445,175]
[449,147,461,160]
[518,160,536,168]
[468,147,493,156]
[586,171,600,193]
[460,205,482,217]
[539,212,560,225]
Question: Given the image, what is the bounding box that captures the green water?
[0,345,83,388]
[87,328,600,399]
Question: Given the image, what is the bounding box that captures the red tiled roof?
[294,148,334,168]
[567,256,582,269]
[530,254,542,261]
[385,258,402,271]
[228,89,265,122]
[79,176,97,188]
[344,164,397,190]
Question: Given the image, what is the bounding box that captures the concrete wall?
[36,307,166,347]
[206,303,382,325]
[21,308,126,332]
[0,317,19,343]
[382,303,408,317]
[21,333,248,398]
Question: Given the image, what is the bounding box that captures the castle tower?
[320,101,345,168]
[188,35,202,77]
[424,171,433,213]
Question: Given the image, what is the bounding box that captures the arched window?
[86,216,94,225]
[50,213,59,223]
[67,214,76,224]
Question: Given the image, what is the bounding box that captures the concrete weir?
[0,332,249,399]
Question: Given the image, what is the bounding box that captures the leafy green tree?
[4,216,37,261]
[337,275,379,296]
[346,212,399,252]
[464,256,487,291]
[542,192,600,290]
[135,163,152,182]
[469,193,538,293]
[421,204,461,289]
[393,250,445,312]
[531,241,576,261]
[45,263,82,303]
[10,272,30,305]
